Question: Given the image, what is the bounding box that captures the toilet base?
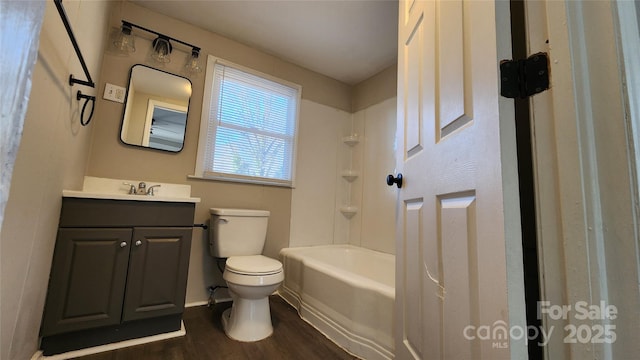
[221,296,273,342]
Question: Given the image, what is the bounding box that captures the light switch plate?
[103,83,126,103]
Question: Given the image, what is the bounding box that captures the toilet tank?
[209,208,270,258]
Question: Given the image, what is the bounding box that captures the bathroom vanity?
[40,178,199,356]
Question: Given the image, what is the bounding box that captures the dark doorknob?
[386,173,403,188]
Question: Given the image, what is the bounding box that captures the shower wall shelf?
[341,170,359,182]
[340,206,358,219]
[342,135,359,147]
[339,133,360,220]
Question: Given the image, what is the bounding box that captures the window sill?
[187,174,294,189]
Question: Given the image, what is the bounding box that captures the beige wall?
[352,64,398,112]
[0,1,109,359]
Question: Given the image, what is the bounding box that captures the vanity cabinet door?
[41,228,132,336]
[121,227,192,322]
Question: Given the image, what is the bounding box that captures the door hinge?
[500,52,550,99]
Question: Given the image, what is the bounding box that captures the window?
[194,56,301,187]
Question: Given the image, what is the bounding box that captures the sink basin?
[62,176,200,203]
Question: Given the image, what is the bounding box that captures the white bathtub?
[279,245,395,360]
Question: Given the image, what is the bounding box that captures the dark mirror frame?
[119,64,192,153]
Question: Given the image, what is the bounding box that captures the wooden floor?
[74,296,358,360]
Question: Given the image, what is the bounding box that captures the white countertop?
[62,190,201,203]
[62,176,201,203]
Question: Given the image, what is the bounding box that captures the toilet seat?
[226,255,283,276]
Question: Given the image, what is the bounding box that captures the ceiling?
[130,0,399,85]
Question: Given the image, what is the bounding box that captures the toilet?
[209,208,284,342]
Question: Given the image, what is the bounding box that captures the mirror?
[120,64,192,152]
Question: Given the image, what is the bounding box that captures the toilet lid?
[226,255,283,276]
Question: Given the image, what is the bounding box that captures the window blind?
[202,61,299,186]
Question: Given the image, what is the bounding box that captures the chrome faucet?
[146,184,161,196]
[123,182,136,194]
[122,182,160,196]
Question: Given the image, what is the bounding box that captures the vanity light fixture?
[114,20,202,77]
[150,36,172,63]
[111,22,136,55]
[183,48,203,76]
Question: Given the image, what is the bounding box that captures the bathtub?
[279,245,395,360]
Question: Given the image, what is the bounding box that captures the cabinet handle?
[135,240,142,246]
[120,241,127,248]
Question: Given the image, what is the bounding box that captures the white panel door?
[395,1,525,359]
